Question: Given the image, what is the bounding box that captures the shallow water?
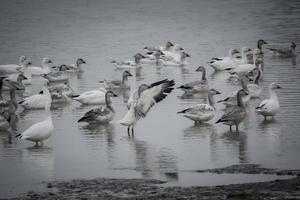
[0,0,300,198]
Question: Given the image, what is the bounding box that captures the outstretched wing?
[135,79,175,118]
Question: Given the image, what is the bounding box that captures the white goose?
[161,44,185,62]
[0,55,28,75]
[207,48,240,71]
[177,89,221,124]
[72,87,107,105]
[225,49,262,76]
[177,66,209,94]
[216,89,248,132]
[256,83,281,120]
[158,52,190,66]
[246,67,262,98]
[111,54,145,69]
[267,42,296,58]
[101,71,133,90]
[27,57,52,75]
[78,91,118,124]
[19,85,52,109]
[119,79,175,135]
[16,99,53,146]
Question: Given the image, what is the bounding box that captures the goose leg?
[229,125,232,132]
[235,124,239,132]
[127,126,130,136]
[131,127,134,136]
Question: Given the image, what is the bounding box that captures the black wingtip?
[71,95,80,98]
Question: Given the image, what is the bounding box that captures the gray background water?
[0,0,300,197]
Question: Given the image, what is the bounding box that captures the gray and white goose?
[101,71,133,90]
[216,89,248,132]
[267,42,296,58]
[247,39,268,64]
[177,89,221,124]
[177,66,209,94]
[119,79,175,135]
[78,91,118,124]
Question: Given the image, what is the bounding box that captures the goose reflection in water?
[220,130,248,164]
[183,123,217,140]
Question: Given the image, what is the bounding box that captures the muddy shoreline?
[5,164,300,200]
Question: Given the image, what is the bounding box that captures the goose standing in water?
[177,66,209,94]
[16,96,53,146]
[177,89,221,124]
[78,91,118,124]
[217,78,250,107]
[111,54,145,69]
[207,48,240,71]
[101,71,133,90]
[267,42,296,58]
[119,79,175,135]
[247,39,268,64]
[27,57,52,75]
[246,66,262,98]
[216,89,248,132]
[256,83,281,120]
[19,84,52,109]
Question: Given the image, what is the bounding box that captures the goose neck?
[208,94,215,109]
[269,88,278,102]
[237,91,245,107]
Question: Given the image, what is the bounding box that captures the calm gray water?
[0,0,300,198]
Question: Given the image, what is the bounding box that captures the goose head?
[195,66,205,72]
[19,56,27,64]
[76,58,86,66]
[173,44,184,51]
[165,41,174,50]
[257,39,268,48]
[17,74,28,82]
[42,57,52,64]
[209,88,221,95]
[181,52,190,59]
[59,64,68,71]
[241,47,252,55]
[134,53,146,63]
[22,60,32,67]
[291,41,296,49]
[106,90,118,98]
[123,70,133,78]
[269,83,282,90]
[229,48,240,56]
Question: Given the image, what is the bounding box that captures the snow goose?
[78,91,118,124]
[19,85,52,109]
[177,66,209,94]
[101,71,133,90]
[4,74,28,90]
[267,42,296,58]
[225,49,263,76]
[161,44,185,62]
[256,83,281,120]
[42,71,68,82]
[55,58,86,72]
[111,54,145,69]
[207,48,240,71]
[216,89,248,132]
[247,39,268,64]
[72,87,107,105]
[246,65,262,98]
[236,47,252,64]
[217,78,250,107]
[119,79,175,135]
[177,89,221,124]
[158,52,190,66]
[27,57,52,75]
[16,100,53,146]
[48,81,74,97]
[0,56,28,75]
[50,87,70,104]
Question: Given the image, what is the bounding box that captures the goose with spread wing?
[119,79,175,135]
